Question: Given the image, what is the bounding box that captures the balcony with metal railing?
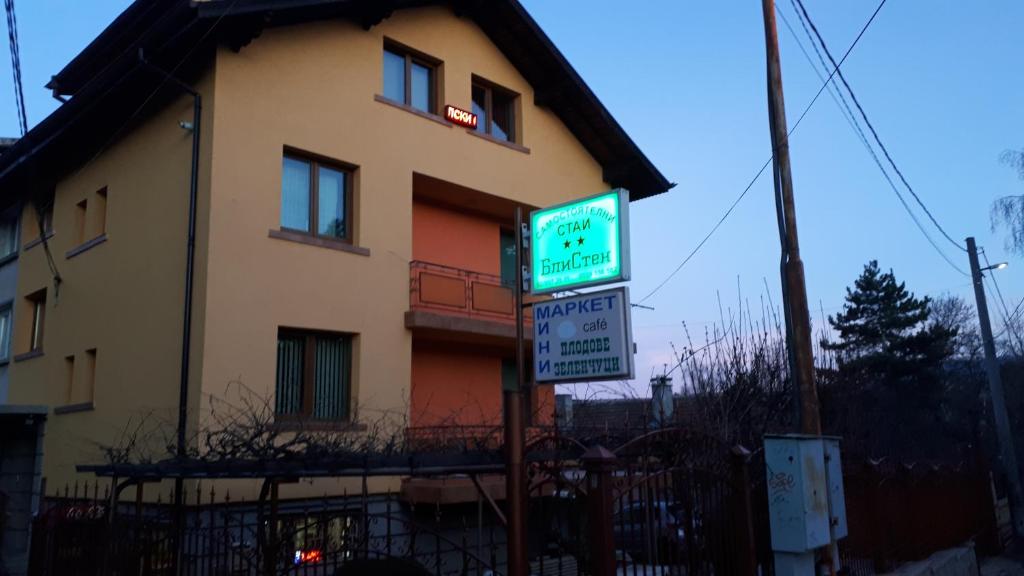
[405,260,533,345]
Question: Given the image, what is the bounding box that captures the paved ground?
[982,542,1024,576]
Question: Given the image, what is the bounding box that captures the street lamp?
[983,261,1009,272]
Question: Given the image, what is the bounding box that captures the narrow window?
[27,289,45,353]
[95,188,108,236]
[280,153,352,242]
[471,78,519,143]
[0,215,17,258]
[84,348,97,403]
[382,43,438,114]
[64,355,75,403]
[74,199,88,245]
[0,304,12,362]
[276,330,352,422]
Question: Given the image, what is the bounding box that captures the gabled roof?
[0,0,673,202]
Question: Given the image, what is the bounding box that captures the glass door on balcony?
[500,229,516,287]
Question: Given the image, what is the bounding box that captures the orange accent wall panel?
[412,201,501,275]
[411,347,503,427]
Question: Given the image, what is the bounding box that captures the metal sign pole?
[504,206,528,576]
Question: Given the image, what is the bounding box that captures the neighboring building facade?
[0,0,670,497]
[0,138,49,576]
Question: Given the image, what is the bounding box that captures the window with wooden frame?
[280,152,353,242]
[275,329,353,422]
[471,77,518,143]
[26,289,45,353]
[0,303,12,363]
[382,41,439,114]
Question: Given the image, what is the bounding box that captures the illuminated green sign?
[530,189,630,294]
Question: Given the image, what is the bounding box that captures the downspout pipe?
[138,47,199,468]
[138,49,200,576]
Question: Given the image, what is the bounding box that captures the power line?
[792,0,966,254]
[996,293,1024,339]
[776,2,967,277]
[638,0,887,305]
[782,0,967,276]
[4,0,27,135]
[983,277,1022,356]
[775,5,870,152]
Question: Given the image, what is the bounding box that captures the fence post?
[582,445,617,576]
[731,445,758,576]
[864,459,886,574]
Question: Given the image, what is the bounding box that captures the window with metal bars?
[276,329,352,422]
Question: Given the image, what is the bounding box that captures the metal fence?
[35,427,1001,576]
[28,428,759,576]
[30,484,507,576]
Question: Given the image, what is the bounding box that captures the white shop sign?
[532,287,634,384]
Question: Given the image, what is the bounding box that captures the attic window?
[382,41,439,114]
[471,77,518,143]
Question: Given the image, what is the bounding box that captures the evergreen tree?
[823,260,956,407]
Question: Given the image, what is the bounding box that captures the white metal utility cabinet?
[764,434,847,576]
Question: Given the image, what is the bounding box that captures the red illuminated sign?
[445,105,478,129]
[294,549,322,565]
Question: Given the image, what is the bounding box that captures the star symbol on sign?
[563,240,571,249]
[577,237,585,246]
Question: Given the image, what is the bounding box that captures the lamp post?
[967,237,1024,538]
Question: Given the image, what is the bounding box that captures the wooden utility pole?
[967,237,1024,538]
[761,0,821,435]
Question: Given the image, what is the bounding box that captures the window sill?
[54,402,95,415]
[13,349,44,363]
[465,128,530,154]
[269,229,370,257]
[65,234,108,259]
[272,420,367,433]
[374,95,453,128]
[23,231,55,252]
[0,251,17,267]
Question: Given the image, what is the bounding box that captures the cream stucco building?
[0,0,670,498]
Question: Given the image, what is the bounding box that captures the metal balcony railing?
[409,260,520,322]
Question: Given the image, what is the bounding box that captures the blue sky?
[2,1,1023,393]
